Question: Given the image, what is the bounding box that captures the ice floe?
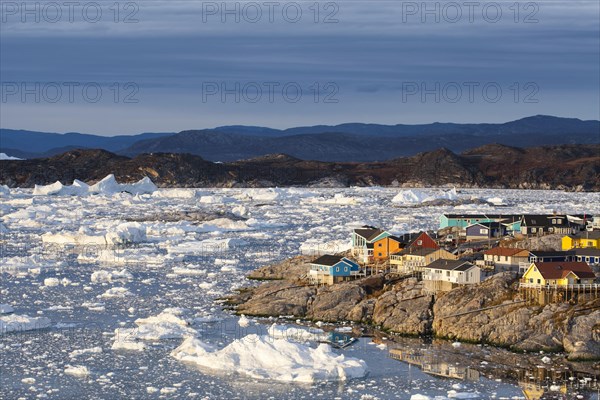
[0,304,14,314]
[99,287,134,298]
[90,269,133,283]
[171,334,368,382]
[112,308,196,350]
[33,175,157,196]
[64,365,90,378]
[0,314,51,334]
[392,188,459,204]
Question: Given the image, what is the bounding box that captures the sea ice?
[171,334,368,382]
[0,314,51,334]
[64,365,90,378]
[0,304,14,314]
[392,188,458,204]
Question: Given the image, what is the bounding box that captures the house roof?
[443,214,516,219]
[568,231,600,240]
[531,262,595,280]
[353,227,386,241]
[466,222,504,229]
[571,248,600,257]
[484,247,530,257]
[521,214,572,227]
[424,259,475,271]
[311,255,344,267]
[529,250,573,257]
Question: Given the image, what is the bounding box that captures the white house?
[422,259,481,292]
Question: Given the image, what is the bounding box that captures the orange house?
[372,235,404,260]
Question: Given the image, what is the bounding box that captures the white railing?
[519,282,600,290]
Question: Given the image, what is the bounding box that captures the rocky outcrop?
[562,309,600,361]
[247,256,312,281]
[234,281,316,317]
[228,263,600,360]
[307,284,366,321]
[372,278,434,336]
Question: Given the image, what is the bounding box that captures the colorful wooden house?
[422,259,481,292]
[439,214,509,230]
[351,226,391,263]
[372,235,404,261]
[561,231,600,250]
[570,248,600,266]
[390,247,456,274]
[521,261,596,287]
[528,250,574,263]
[308,255,363,285]
[465,222,507,241]
[401,231,439,250]
[482,247,531,273]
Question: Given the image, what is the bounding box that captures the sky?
[0,0,599,135]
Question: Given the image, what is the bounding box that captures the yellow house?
[561,231,600,250]
[522,261,596,286]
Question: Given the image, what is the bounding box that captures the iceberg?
[33,175,157,196]
[171,334,368,382]
[1,314,51,334]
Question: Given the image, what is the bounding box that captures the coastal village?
[308,213,600,304]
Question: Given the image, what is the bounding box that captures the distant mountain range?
[1,115,599,162]
[1,144,599,190]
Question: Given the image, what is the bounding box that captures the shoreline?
[224,255,600,364]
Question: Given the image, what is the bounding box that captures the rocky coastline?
[225,256,600,363]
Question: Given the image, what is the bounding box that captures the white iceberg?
[0,153,22,160]
[392,188,459,204]
[1,314,51,334]
[171,334,368,383]
[64,365,90,378]
[112,308,195,350]
[33,179,89,196]
[90,269,133,283]
[105,223,147,246]
[33,175,157,196]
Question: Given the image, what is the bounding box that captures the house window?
[417,240,422,245]
[552,219,556,224]
[537,279,541,284]
[378,253,382,257]
[344,267,348,272]
[586,257,590,262]
[378,243,382,247]
[595,257,599,263]
[532,228,536,233]
[479,228,488,234]
[336,267,340,272]
[588,241,594,246]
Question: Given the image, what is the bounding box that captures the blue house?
[528,250,574,263]
[439,214,516,230]
[309,255,363,285]
[465,222,507,241]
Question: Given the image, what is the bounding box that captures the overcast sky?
[1,0,599,135]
